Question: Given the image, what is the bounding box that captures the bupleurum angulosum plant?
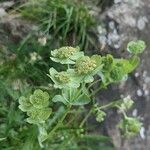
[19,40,146,148]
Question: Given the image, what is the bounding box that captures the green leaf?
[38,125,48,148]
[27,108,52,124]
[50,57,75,64]
[72,92,91,105]
[70,51,84,60]
[64,87,91,105]
[18,96,33,112]
[52,95,68,105]
[127,40,146,54]
[84,75,94,83]
[30,89,50,109]
[128,56,140,72]
[52,87,91,106]
[116,56,140,74]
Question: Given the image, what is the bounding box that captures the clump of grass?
[18,0,95,49]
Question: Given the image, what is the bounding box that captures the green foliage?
[119,97,134,111]
[48,68,80,89]
[52,87,91,106]
[127,40,146,54]
[30,89,50,108]
[1,28,145,149]
[97,52,140,86]
[18,41,145,148]
[19,89,51,124]
[75,56,97,75]
[50,46,84,64]
[19,0,95,49]
[118,117,142,138]
[94,106,106,123]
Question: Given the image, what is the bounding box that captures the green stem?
[67,107,82,126]
[87,79,101,90]
[47,105,71,139]
[89,86,102,97]
[79,109,93,128]
[99,100,122,110]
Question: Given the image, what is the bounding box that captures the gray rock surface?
[97,0,150,149]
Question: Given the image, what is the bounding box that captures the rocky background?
[0,0,149,150]
[97,0,150,150]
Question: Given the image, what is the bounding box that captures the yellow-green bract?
[19,89,51,124]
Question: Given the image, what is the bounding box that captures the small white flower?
[38,37,47,46]
[29,52,42,63]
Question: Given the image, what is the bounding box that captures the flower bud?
[96,110,106,123]
[102,54,113,71]
[110,65,125,81]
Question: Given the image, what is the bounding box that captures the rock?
[0,8,7,17]
[97,0,150,149]
[0,1,14,9]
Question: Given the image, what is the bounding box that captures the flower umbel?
[50,46,84,64]
[54,71,70,83]
[118,117,142,137]
[75,56,96,75]
[127,40,146,54]
[48,68,80,89]
[52,47,78,59]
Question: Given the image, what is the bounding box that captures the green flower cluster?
[98,55,127,85]
[118,117,142,137]
[98,54,140,86]
[119,97,134,111]
[93,104,106,123]
[54,71,70,84]
[52,47,77,59]
[101,54,113,71]
[19,89,51,124]
[127,40,146,54]
[75,56,96,75]
[95,110,106,123]
[50,46,84,64]
[18,41,145,146]
[110,64,126,81]
[48,68,80,89]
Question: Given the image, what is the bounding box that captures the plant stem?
[79,109,93,128]
[99,99,122,110]
[47,105,71,139]
[87,78,101,90]
[89,86,102,97]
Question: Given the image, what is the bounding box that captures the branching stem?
[47,105,71,139]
